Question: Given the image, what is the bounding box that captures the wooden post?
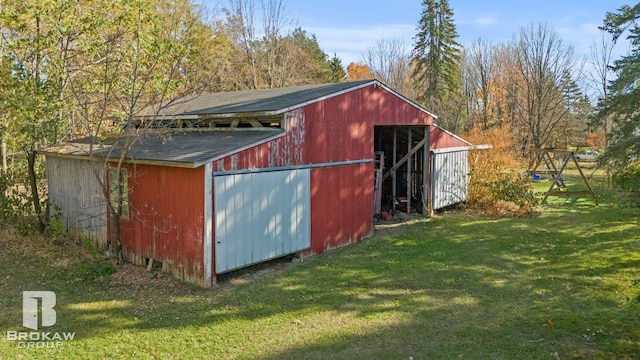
[541,151,598,206]
[423,126,432,216]
[571,154,598,206]
[407,128,412,215]
[392,127,397,210]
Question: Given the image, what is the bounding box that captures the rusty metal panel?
[46,156,108,247]
[431,149,469,210]
[214,169,311,273]
[120,164,206,286]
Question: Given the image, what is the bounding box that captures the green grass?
[1,172,639,359]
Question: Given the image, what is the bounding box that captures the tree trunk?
[26,146,45,233]
[2,135,6,171]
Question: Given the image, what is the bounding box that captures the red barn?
[43,80,471,287]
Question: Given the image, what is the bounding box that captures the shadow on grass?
[2,197,639,359]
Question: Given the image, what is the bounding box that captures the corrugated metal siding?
[306,163,373,255]
[432,150,469,210]
[214,169,311,273]
[46,156,108,247]
[211,85,435,172]
[119,164,206,286]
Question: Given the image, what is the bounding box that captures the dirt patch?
[109,263,203,296]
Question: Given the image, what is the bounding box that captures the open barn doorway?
[374,126,430,216]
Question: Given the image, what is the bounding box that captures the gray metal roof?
[42,130,284,168]
[142,80,375,117]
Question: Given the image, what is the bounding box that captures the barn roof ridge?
[140,79,438,120]
[141,80,377,118]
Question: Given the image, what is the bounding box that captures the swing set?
[527,149,598,206]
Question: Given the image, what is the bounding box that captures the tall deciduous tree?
[363,38,414,98]
[0,0,71,231]
[587,34,616,145]
[0,0,227,250]
[463,38,497,130]
[65,0,224,259]
[223,0,337,89]
[411,0,463,131]
[514,23,578,157]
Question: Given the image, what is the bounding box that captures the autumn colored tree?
[583,131,606,150]
[223,0,338,89]
[346,62,374,81]
[463,124,538,217]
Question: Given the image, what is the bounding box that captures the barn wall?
[209,84,433,261]
[212,84,434,172]
[46,156,108,247]
[119,164,207,286]
[304,162,373,256]
[430,126,469,150]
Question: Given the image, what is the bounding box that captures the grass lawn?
[1,171,639,359]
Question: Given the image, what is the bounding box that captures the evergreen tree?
[328,54,346,82]
[596,3,640,163]
[411,0,463,130]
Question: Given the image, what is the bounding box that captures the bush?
[0,170,34,228]
[463,125,539,217]
[611,160,640,192]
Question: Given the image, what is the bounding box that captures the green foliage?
[470,171,539,215]
[411,0,463,130]
[0,170,30,225]
[611,159,640,192]
[327,53,346,82]
[69,237,116,281]
[45,214,66,240]
[0,169,48,234]
[596,4,640,166]
[71,260,116,281]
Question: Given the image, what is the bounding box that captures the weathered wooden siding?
[119,164,207,286]
[46,156,108,247]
